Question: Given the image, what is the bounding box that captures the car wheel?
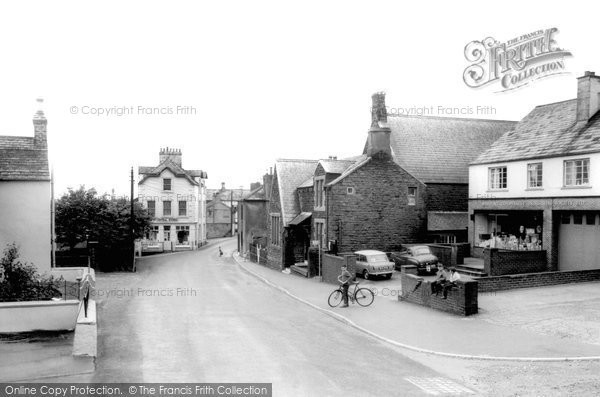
[363,270,369,280]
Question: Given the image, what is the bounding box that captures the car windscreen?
[413,247,431,256]
[367,254,389,262]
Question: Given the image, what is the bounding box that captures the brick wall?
[483,248,547,276]
[327,158,428,253]
[475,269,600,292]
[322,253,357,284]
[399,265,478,316]
[425,183,468,212]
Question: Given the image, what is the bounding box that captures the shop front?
[472,210,544,251]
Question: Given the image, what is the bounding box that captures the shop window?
[176,225,190,244]
[488,166,507,190]
[527,163,543,188]
[573,213,583,224]
[163,178,172,191]
[407,187,417,206]
[564,158,589,186]
[145,225,159,240]
[585,213,596,225]
[561,213,571,224]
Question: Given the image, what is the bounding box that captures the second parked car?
[353,250,395,280]
[389,245,439,275]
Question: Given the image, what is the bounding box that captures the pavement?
[233,252,600,360]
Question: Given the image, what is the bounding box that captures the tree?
[55,186,151,270]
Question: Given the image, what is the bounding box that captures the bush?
[0,243,62,302]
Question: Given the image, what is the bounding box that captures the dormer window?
[163,178,172,191]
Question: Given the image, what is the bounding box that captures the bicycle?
[328,281,375,307]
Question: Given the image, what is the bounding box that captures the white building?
[469,71,600,271]
[0,99,51,274]
[138,148,207,252]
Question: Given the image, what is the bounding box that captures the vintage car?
[389,245,439,274]
[353,250,395,280]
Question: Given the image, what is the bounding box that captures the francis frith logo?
[463,28,572,92]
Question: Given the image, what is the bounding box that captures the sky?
[0,0,598,196]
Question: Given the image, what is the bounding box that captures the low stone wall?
[322,254,357,285]
[475,268,600,292]
[0,300,80,333]
[399,265,478,316]
[472,246,485,259]
[484,248,547,276]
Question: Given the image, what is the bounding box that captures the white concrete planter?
[0,300,80,333]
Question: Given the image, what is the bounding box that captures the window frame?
[163,200,172,216]
[563,158,590,187]
[270,214,281,247]
[147,200,156,217]
[314,176,326,210]
[178,200,187,216]
[407,186,417,206]
[488,166,507,190]
[527,162,543,189]
[163,178,172,191]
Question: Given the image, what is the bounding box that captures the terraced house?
[265,92,514,271]
[138,148,208,253]
[469,71,600,272]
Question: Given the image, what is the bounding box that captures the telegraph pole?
[130,167,136,271]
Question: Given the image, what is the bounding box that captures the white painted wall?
[0,181,51,274]
[0,300,79,332]
[469,152,600,199]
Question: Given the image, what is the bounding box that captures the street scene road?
[90,238,472,396]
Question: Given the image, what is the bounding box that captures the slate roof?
[327,155,370,186]
[207,188,252,202]
[427,211,468,231]
[138,159,206,186]
[274,159,318,225]
[319,159,357,174]
[380,115,516,184]
[0,135,50,181]
[473,99,600,164]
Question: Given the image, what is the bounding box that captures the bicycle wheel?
[354,288,375,307]
[328,289,343,307]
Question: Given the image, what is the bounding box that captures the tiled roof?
[297,177,313,189]
[472,99,600,164]
[427,211,468,231]
[382,115,516,183]
[0,135,49,181]
[274,159,318,225]
[138,159,206,186]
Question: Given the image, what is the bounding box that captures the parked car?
[353,250,395,280]
[389,245,439,275]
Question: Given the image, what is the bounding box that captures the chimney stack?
[33,98,47,148]
[366,92,392,158]
[576,71,600,122]
[221,182,226,191]
[159,147,183,166]
[263,172,273,200]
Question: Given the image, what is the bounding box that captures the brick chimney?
[366,92,391,158]
[159,147,182,166]
[263,171,273,200]
[576,71,600,122]
[33,98,47,148]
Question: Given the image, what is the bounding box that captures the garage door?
[558,212,600,271]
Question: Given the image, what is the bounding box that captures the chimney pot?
[366,92,392,158]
